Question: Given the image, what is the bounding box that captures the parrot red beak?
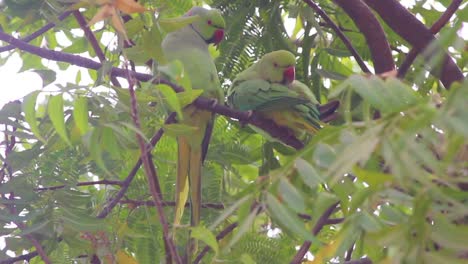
[212,29,225,46]
[283,66,295,84]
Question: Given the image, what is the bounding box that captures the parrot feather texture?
[227,50,322,138]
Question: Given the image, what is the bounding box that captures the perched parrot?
[161,7,225,229]
[227,50,322,138]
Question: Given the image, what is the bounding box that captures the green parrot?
[227,50,322,138]
[161,7,225,228]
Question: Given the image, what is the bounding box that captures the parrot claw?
[210,99,218,108]
[240,110,253,127]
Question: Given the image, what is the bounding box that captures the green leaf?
[32,69,56,87]
[210,195,252,230]
[352,166,393,189]
[295,158,324,189]
[73,96,89,135]
[227,207,257,248]
[191,226,219,254]
[431,214,468,251]
[278,178,306,213]
[156,84,183,120]
[177,89,203,107]
[159,15,200,32]
[17,219,51,236]
[22,90,46,143]
[48,94,70,145]
[89,128,110,174]
[266,193,319,243]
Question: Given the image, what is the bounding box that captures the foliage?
[0,0,467,263]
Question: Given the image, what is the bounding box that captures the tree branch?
[363,0,464,89]
[119,199,225,209]
[35,179,123,191]
[193,222,239,264]
[72,10,122,87]
[0,251,38,264]
[333,0,395,74]
[302,0,371,73]
[124,66,181,263]
[96,113,176,219]
[398,0,464,78]
[291,202,340,264]
[0,31,306,149]
[0,11,73,53]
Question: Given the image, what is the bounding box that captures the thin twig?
[124,65,181,263]
[0,251,39,264]
[0,31,306,149]
[35,179,123,191]
[193,222,239,264]
[7,195,52,264]
[291,202,340,264]
[96,113,176,219]
[72,10,122,87]
[398,0,463,78]
[302,0,371,73]
[119,199,226,209]
[0,11,73,53]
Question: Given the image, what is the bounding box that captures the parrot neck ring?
[190,24,225,45]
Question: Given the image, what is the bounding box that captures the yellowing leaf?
[116,250,138,264]
[115,0,147,14]
[87,3,114,28]
[310,236,343,264]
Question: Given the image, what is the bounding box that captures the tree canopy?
[0,0,467,263]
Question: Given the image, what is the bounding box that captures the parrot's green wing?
[227,79,309,112]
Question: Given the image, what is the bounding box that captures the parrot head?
[186,7,226,45]
[258,50,296,84]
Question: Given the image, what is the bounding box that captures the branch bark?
[291,202,340,264]
[96,113,176,219]
[0,31,306,149]
[302,0,371,73]
[334,0,395,74]
[363,0,464,89]
[398,0,464,78]
[124,66,181,263]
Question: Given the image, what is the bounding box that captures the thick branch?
[0,32,305,149]
[302,0,371,73]
[398,0,464,78]
[363,0,464,89]
[334,0,395,74]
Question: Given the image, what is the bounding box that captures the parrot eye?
[207,20,212,25]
